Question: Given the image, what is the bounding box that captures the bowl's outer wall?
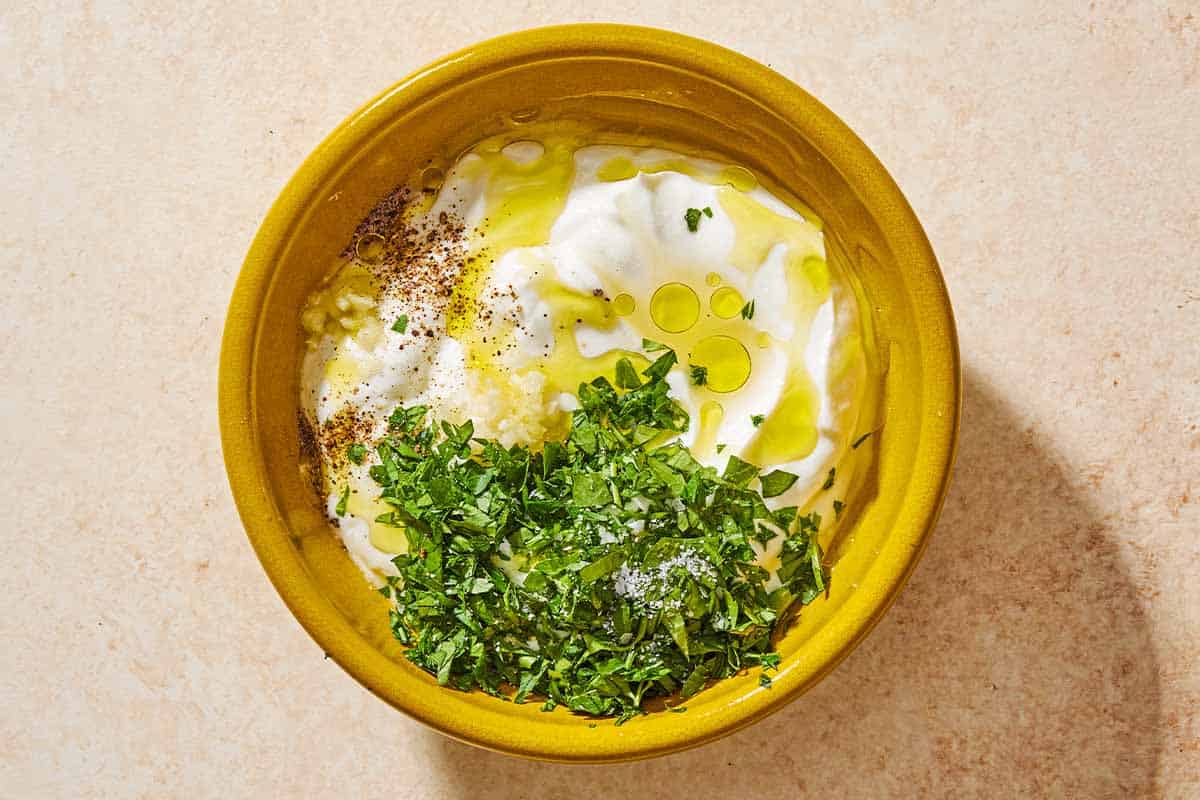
[219,24,960,762]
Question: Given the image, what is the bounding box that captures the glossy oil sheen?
[219,24,960,764]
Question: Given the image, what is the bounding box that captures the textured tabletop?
[2,2,1197,797]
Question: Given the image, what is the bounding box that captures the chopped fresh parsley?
[689,363,708,386]
[346,443,367,465]
[833,499,845,518]
[642,348,678,382]
[391,314,408,334]
[614,358,642,390]
[684,207,704,232]
[388,404,428,434]
[760,469,799,498]
[740,300,755,320]
[751,414,765,427]
[642,338,669,353]
[702,206,713,218]
[759,674,773,689]
[851,431,873,449]
[335,484,349,517]
[721,455,759,487]
[715,443,727,454]
[821,468,836,491]
[370,358,827,722]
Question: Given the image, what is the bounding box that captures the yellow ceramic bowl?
[219,24,959,762]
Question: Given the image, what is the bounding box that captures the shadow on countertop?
[428,368,1163,798]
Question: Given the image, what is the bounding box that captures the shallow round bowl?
[219,24,960,762]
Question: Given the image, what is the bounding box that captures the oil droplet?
[649,282,700,333]
[744,375,819,465]
[694,400,724,457]
[705,272,722,287]
[538,278,616,330]
[710,286,744,319]
[756,331,772,349]
[612,293,636,316]
[323,353,360,391]
[718,165,758,192]
[690,335,751,393]
[345,488,406,554]
[597,157,638,182]
[508,106,540,124]
[801,255,830,295]
[354,233,386,264]
[369,523,408,554]
[420,166,445,191]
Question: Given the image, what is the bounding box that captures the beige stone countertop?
[2,2,1197,797]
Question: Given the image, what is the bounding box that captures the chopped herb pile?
[368,350,827,722]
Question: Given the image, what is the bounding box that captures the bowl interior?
[221,25,958,762]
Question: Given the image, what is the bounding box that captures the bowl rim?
[219,23,960,762]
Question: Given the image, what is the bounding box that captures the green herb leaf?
[391,314,408,333]
[689,364,708,386]
[643,349,678,381]
[750,414,765,427]
[851,431,873,449]
[680,661,710,699]
[821,468,836,491]
[722,455,759,487]
[740,299,755,320]
[580,550,626,583]
[571,473,610,507]
[684,207,703,232]
[760,469,799,498]
[702,206,713,218]
[642,338,669,353]
[346,443,367,465]
[388,404,428,434]
[614,357,643,390]
[833,499,845,518]
[335,484,349,517]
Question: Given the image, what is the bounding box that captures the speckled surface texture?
[2,2,1197,797]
